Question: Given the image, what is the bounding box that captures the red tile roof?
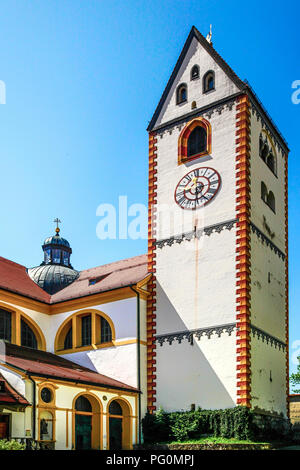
[0,371,29,406]
[0,343,138,393]
[51,254,148,303]
[0,256,50,303]
[0,254,148,304]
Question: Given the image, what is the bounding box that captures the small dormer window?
[176,84,187,104]
[203,71,215,93]
[191,65,199,80]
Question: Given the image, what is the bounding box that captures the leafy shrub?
[142,406,255,443]
[0,439,25,450]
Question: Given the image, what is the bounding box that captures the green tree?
[290,356,300,393]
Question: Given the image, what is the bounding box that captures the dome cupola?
[27,219,79,295]
[42,219,73,268]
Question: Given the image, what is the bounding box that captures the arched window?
[267,151,276,174]
[267,191,276,212]
[81,314,92,346]
[0,307,45,349]
[176,84,187,104]
[101,317,112,343]
[259,134,264,155]
[64,326,72,350]
[203,71,215,93]
[109,401,123,416]
[0,309,11,342]
[178,117,211,164]
[187,126,207,158]
[261,143,269,162]
[21,319,38,349]
[75,396,92,412]
[259,132,277,176]
[261,182,268,203]
[55,310,115,353]
[190,65,199,80]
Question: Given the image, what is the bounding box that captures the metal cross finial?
[206,24,213,44]
[54,218,61,234]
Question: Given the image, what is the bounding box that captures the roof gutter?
[130,286,142,445]
[27,375,36,441]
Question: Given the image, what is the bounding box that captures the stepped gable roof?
[0,254,148,304]
[147,26,288,151]
[0,342,138,393]
[0,371,29,406]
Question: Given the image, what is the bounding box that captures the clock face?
[174,167,221,210]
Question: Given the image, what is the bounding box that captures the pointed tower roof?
[147,26,288,152]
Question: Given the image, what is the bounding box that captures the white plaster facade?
[151,29,288,417]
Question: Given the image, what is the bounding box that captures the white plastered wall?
[250,336,287,416]
[155,36,239,128]
[156,333,237,411]
[249,110,287,416]
[153,37,239,410]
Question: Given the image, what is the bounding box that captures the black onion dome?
[28,222,79,295]
[43,235,70,248]
[27,264,79,295]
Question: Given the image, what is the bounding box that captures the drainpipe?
[130,287,142,445]
[27,375,36,444]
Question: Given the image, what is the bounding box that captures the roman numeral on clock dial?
[174,167,221,210]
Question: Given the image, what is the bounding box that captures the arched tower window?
[267,191,276,212]
[261,182,268,203]
[187,126,207,158]
[190,65,199,80]
[267,151,276,174]
[178,117,211,164]
[203,71,215,93]
[259,132,277,176]
[176,84,187,104]
[261,143,269,162]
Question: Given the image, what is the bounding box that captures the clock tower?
[146,26,289,424]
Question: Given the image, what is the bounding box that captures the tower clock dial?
[174,167,221,210]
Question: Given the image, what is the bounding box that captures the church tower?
[146,26,289,422]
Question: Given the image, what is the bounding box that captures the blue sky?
[0,0,299,375]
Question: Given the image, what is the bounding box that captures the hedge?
[142,406,255,443]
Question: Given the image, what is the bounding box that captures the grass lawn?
[164,436,270,445]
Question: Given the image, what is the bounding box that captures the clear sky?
[0,0,299,376]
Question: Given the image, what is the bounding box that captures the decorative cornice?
[250,222,285,260]
[155,322,286,352]
[155,95,238,137]
[155,218,237,249]
[156,323,236,347]
[250,325,286,351]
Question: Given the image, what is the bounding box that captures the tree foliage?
[290,356,300,393]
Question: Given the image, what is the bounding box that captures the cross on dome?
[53,217,61,235]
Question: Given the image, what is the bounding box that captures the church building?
[0,26,289,449]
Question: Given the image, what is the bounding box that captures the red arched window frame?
[178,118,212,165]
